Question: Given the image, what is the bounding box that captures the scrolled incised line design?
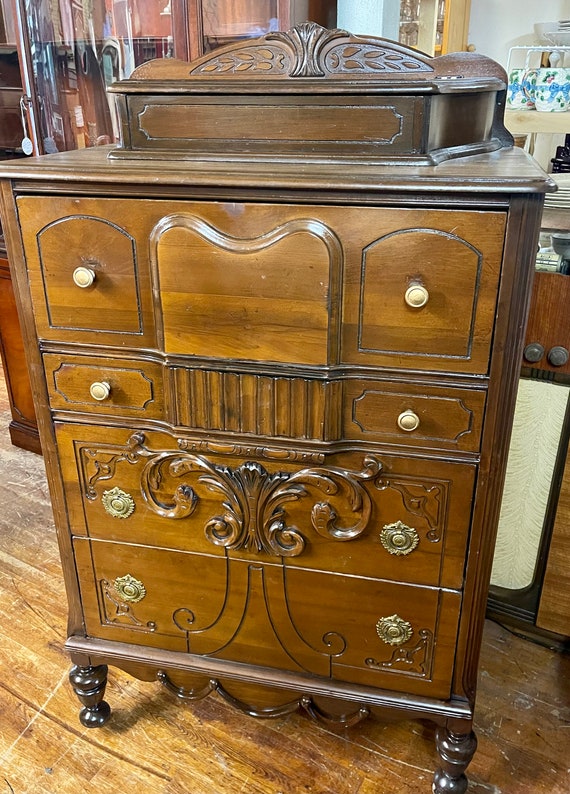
[365,627,434,679]
[81,432,148,499]
[375,475,447,542]
[99,578,156,632]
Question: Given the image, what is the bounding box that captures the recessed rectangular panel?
[128,95,418,156]
[340,208,506,374]
[154,212,339,365]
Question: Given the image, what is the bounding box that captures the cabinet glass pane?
[199,0,337,54]
[399,0,446,55]
[21,0,174,152]
[1,0,17,43]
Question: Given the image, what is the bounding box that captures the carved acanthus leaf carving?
[188,23,434,80]
[268,23,348,77]
[140,451,382,556]
[81,433,382,557]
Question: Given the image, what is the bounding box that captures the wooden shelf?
[505,110,570,135]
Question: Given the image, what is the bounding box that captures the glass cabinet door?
[188,0,337,58]
[14,0,176,153]
[399,0,471,56]
[0,0,24,153]
[12,0,338,154]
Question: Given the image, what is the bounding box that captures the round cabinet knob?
[547,346,569,367]
[404,284,429,308]
[523,342,544,363]
[72,266,96,288]
[397,410,420,432]
[89,381,111,401]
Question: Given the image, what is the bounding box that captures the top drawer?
[17,197,505,374]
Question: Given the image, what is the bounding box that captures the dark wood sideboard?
[0,26,552,793]
[0,236,40,452]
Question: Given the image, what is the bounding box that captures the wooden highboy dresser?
[0,25,553,793]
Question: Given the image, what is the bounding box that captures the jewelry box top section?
[108,23,512,165]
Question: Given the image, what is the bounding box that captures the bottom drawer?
[75,538,461,699]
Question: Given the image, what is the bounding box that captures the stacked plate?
[544,173,570,209]
[535,20,570,45]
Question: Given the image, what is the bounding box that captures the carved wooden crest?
[189,22,433,78]
[126,22,506,85]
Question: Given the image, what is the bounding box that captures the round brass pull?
[72,266,96,288]
[113,574,146,603]
[397,410,420,432]
[380,521,419,556]
[102,487,135,519]
[376,614,413,646]
[404,283,429,308]
[89,381,111,401]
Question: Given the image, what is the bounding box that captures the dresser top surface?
[0,145,554,195]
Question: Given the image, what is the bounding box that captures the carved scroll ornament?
[82,433,382,558]
[140,450,382,557]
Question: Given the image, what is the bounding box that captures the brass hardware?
[89,381,111,401]
[102,487,135,518]
[72,266,96,288]
[380,521,419,555]
[397,409,420,432]
[113,574,146,603]
[376,614,413,646]
[404,283,429,308]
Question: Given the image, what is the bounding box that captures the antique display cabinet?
[0,25,552,792]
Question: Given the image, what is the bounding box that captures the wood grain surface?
[1,364,569,794]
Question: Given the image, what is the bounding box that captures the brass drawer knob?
[404,283,429,308]
[72,266,96,288]
[89,381,111,401]
[397,409,420,432]
[376,614,413,646]
[102,487,135,518]
[113,574,146,603]
[380,521,419,555]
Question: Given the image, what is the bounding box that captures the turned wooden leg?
[433,723,477,794]
[69,664,111,728]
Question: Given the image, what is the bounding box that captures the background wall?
[467,0,570,68]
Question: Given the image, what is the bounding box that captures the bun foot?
[69,664,111,728]
[433,724,477,794]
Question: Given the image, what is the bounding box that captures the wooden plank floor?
[0,364,568,794]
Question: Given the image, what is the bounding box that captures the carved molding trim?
[156,671,371,726]
[177,439,325,465]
